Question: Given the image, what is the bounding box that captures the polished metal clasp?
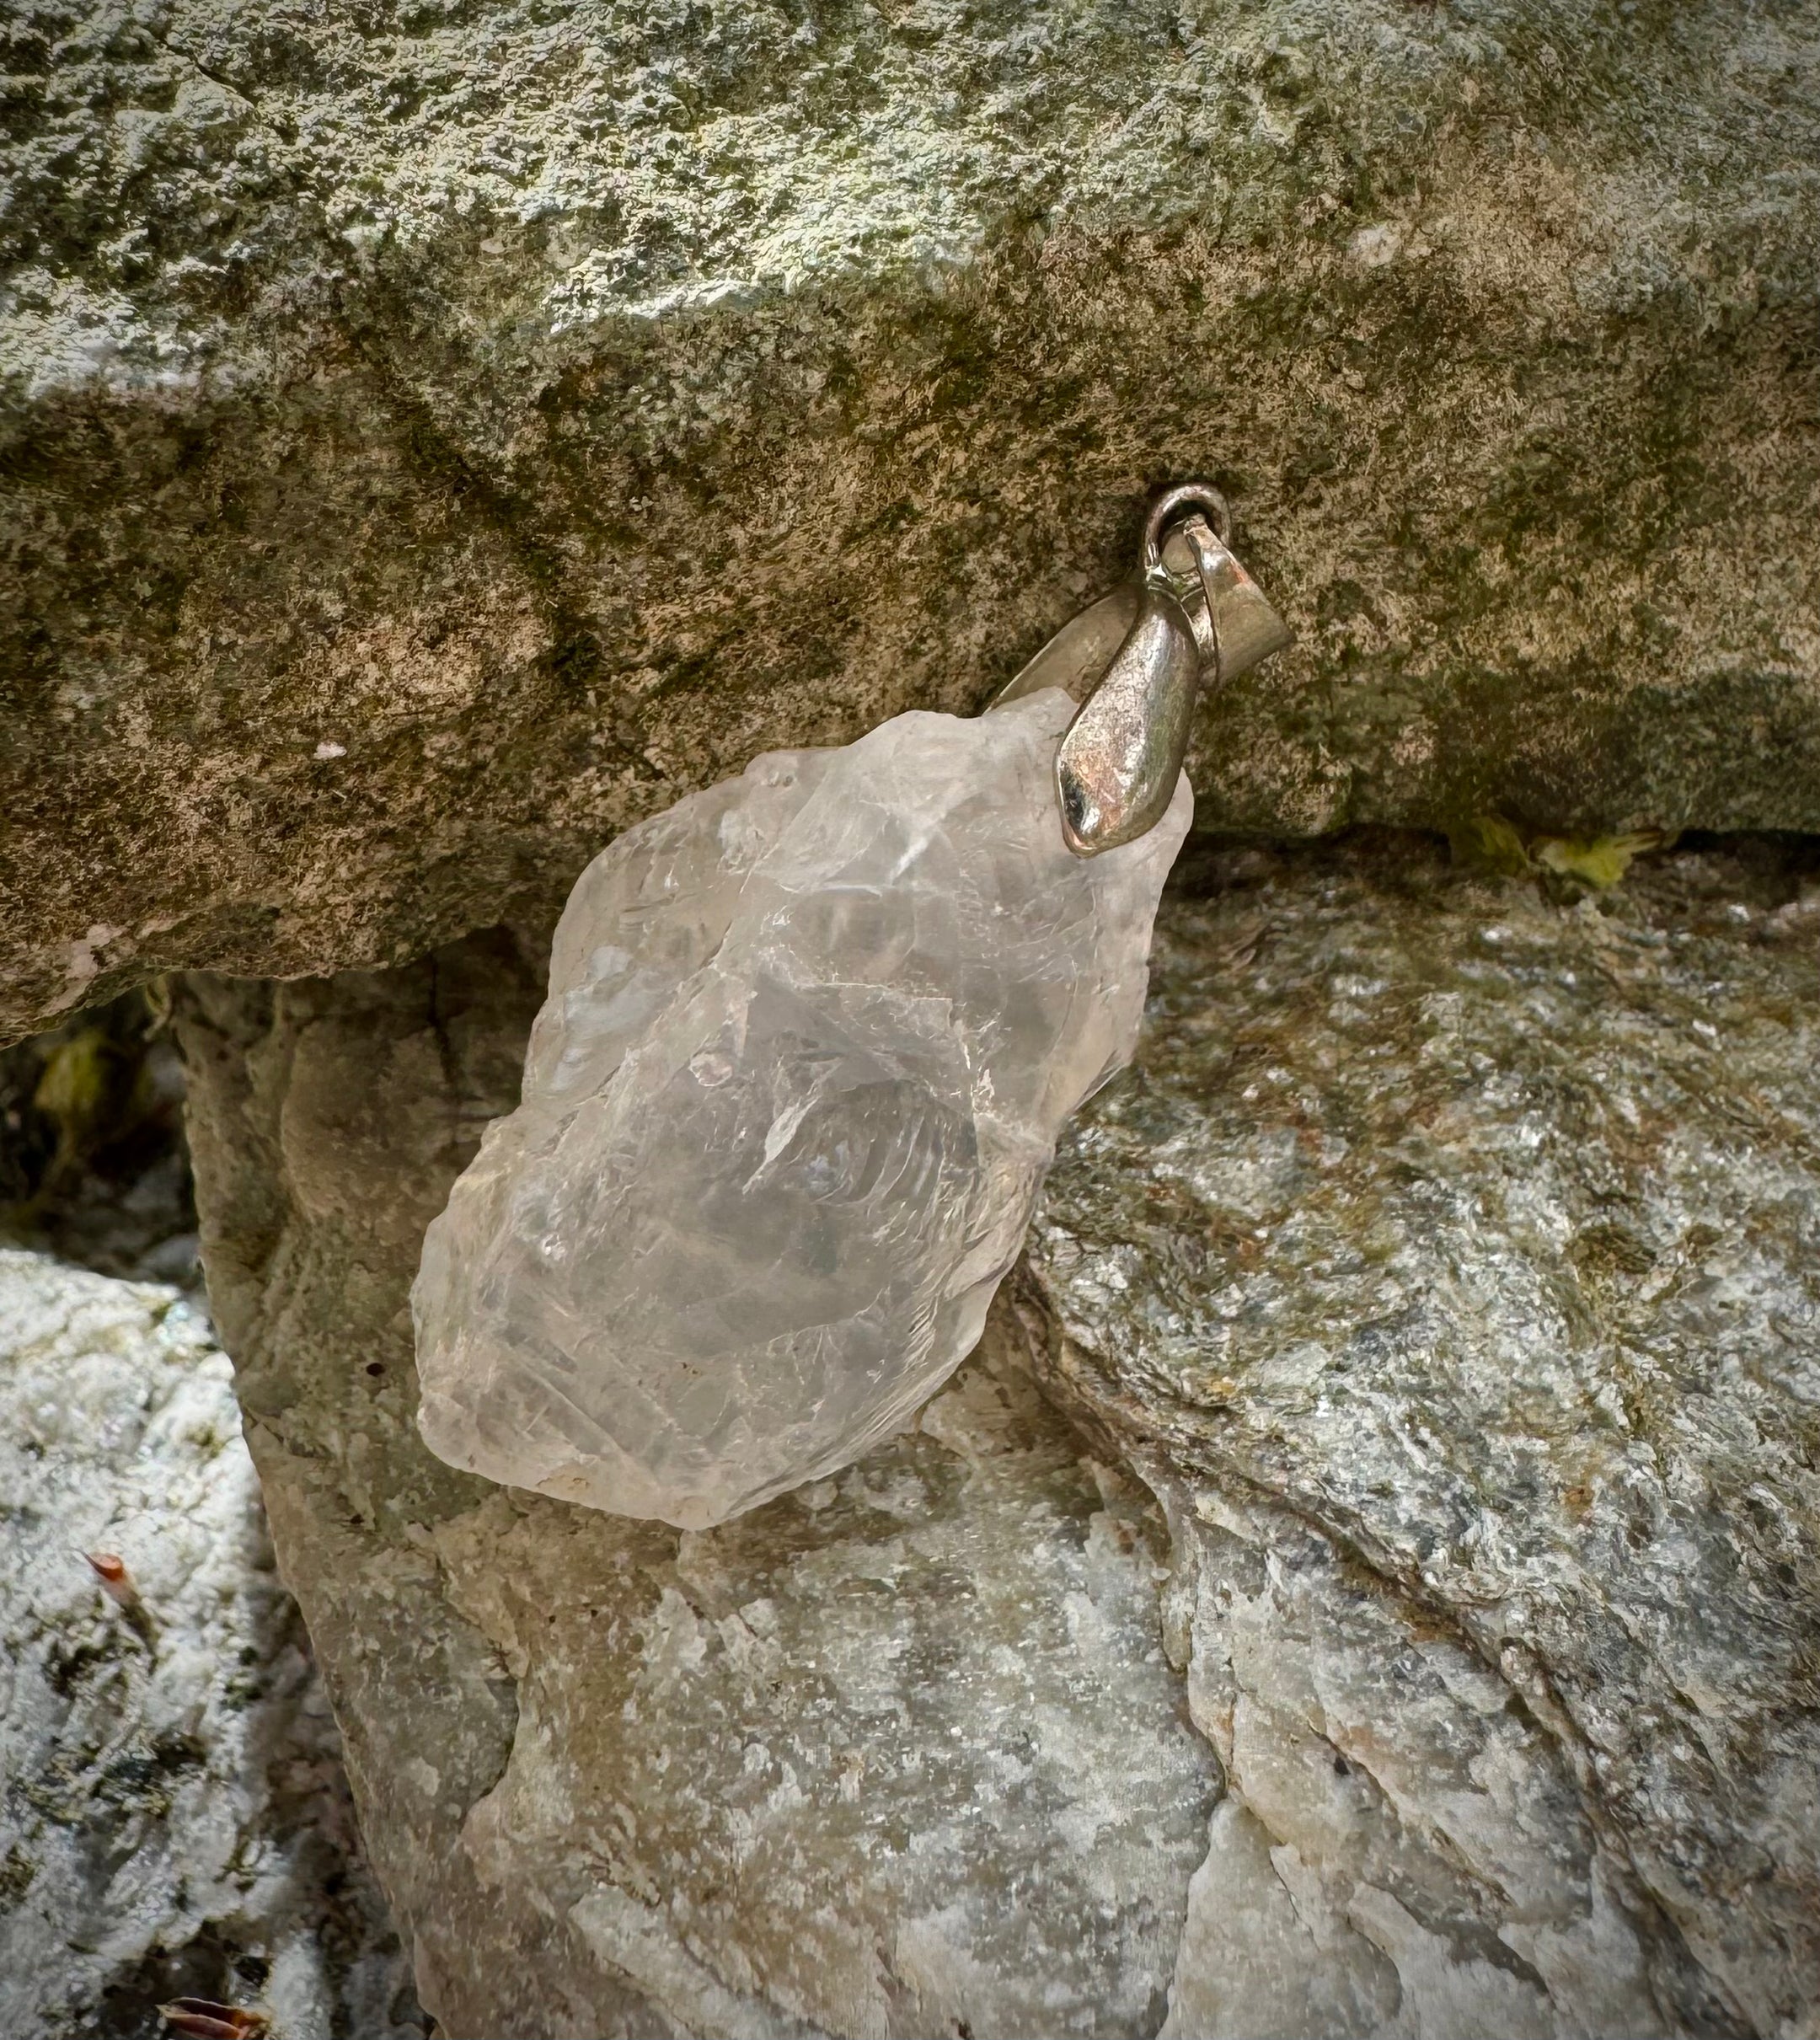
[995,485,1292,856]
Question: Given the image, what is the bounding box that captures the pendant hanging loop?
[1143,482,1232,571]
[996,483,1292,857]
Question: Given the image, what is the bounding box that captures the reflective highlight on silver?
[1056,571,1202,853]
[997,485,1292,856]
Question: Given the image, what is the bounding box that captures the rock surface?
[8,0,1820,1037]
[416,693,1189,1528]
[0,1246,422,2040]
[1018,832,1820,2038]
[174,833,1820,2037]
[178,934,1219,2037]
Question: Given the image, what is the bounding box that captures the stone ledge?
[7,0,1819,1038]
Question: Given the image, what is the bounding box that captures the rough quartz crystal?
[413,691,1190,1527]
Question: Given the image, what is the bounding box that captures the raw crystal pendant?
[414,693,1188,1527]
[414,486,1288,1527]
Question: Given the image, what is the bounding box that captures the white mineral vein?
[414,691,1190,1525]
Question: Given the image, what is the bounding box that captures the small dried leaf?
[158,2001,269,2040]
[1533,829,1667,891]
[1449,814,1532,877]
[85,1551,139,1606]
[1212,917,1267,968]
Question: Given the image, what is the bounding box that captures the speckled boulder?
[1017,830,1820,2039]
[7,0,1820,1037]
[174,834,1820,2037]
[0,1249,420,2040]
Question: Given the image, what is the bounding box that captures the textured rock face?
[415,694,1189,1526]
[177,941,1219,2037]
[176,833,1819,2038]
[0,1248,420,2040]
[1017,833,1820,2038]
[8,0,1820,1037]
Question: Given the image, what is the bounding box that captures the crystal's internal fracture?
[414,691,1191,1526]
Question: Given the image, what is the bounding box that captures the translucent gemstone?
[413,691,1191,1528]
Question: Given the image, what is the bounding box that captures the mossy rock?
[4,0,1818,1037]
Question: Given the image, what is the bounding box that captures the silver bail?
[995,485,1293,856]
[1055,571,1201,854]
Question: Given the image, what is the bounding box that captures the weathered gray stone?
[174,833,1820,2038]
[1148,1487,1667,2040]
[176,937,1222,2037]
[8,0,1820,1038]
[1015,831,1820,2038]
[0,1247,421,2040]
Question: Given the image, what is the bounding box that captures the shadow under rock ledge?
[0,999,427,2040]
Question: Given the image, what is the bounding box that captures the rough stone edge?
[999,1266,1754,2040]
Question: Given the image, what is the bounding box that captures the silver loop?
[1142,484,1232,578]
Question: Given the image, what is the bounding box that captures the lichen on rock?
[7,0,1820,1038]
